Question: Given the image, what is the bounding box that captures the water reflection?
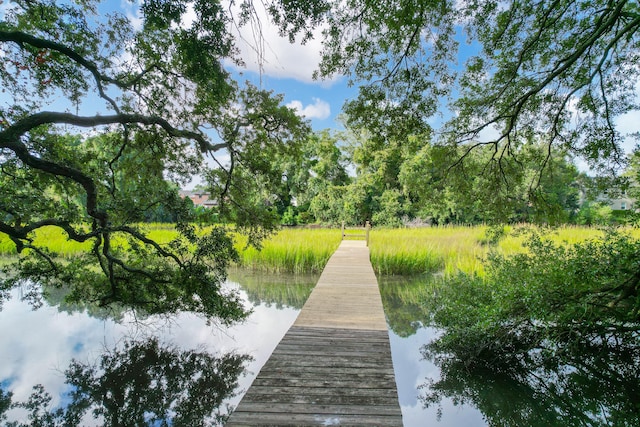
[8,269,635,427]
[388,328,486,427]
[379,276,431,337]
[421,324,640,426]
[0,274,313,426]
[379,276,640,427]
[3,338,248,426]
[228,269,317,310]
[380,276,485,425]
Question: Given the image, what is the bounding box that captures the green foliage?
[0,388,11,424]
[307,0,640,176]
[293,129,353,223]
[372,189,406,227]
[1,223,247,323]
[309,185,347,225]
[1,1,309,321]
[575,201,614,225]
[479,225,508,246]
[269,0,639,226]
[299,129,351,208]
[308,179,375,226]
[421,230,640,425]
[205,84,311,239]
[302,126,583,226]
[400,143,583,224]
[280,206,298,226]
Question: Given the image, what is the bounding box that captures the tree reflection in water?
[421,336,640,426]
[1,338,249,426]
[228,268,317,310]
[380,272,640,427]
[1,273,311,426]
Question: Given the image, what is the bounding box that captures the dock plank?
[226,241,402,426]
[227,413,402,426]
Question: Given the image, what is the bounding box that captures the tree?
[260,0,635,224]
[0,1,308,321]
[298,130,351,208]
[312,0,639,169]
[308,185,349,224]
[306,128,424,226]
[421,229,640,426]
[257,0,638,206]
[203,85,310,236]
[0,389,10,424]
[400,142,582,224]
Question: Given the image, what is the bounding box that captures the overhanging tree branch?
[1,111,227,153]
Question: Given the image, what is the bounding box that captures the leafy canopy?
[259,0,638,225]
[311,0,640,174]
[0,0,309,321]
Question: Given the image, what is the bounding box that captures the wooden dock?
[226,240,403,426]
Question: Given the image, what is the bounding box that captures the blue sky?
[110,0,640,180]
[218,16,358,132]
[4,0,639,171]
[234,70,357,132]
[214,1,640,162]
[116,0,357,131]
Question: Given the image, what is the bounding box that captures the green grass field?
[0,225,341,275]
[0,224,630,276]
[368,224,615,276]
[234,228,341,274]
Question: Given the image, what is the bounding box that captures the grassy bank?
[1,224,629,276]
[369,226,488,276]
[369,225,616,276]
[234,228,341,274]
[0,225,342,275]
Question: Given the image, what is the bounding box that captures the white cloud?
[181,3,197,29]
[117,1,333,84]
[0,283,300,422]
[225,2,333,84]
[476,123,502,141]
[286,98,331,120]
[121,0,143,31]
[615,111,640,136]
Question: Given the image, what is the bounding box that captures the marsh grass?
[0,225,180,258]
[369,226,488,276]
[0,224,339,275]
[369,225,631,277]
[1,224,634,277]
[0,226,92,257]
[233,228,341,274]
[0,233,16,255]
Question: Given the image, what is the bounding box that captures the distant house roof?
[179,190,218,208]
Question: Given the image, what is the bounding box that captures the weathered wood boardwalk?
[226,240,403,426]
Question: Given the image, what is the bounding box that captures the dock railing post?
[341,221,345,240]
[365,221,371,246]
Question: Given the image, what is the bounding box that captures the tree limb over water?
[0,1,308,320]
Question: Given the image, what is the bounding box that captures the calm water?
[0,270,485,426]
